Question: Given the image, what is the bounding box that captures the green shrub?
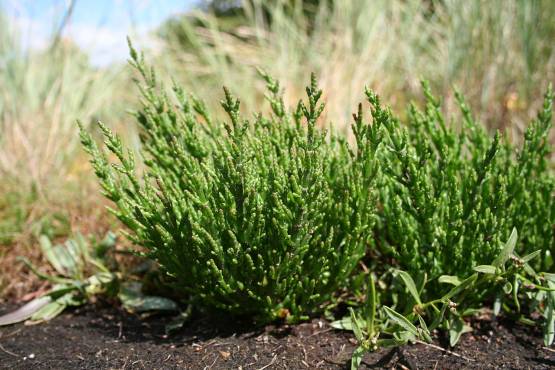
[364,82,554,284]
[79,44,377,323]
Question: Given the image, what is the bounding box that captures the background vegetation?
[1,0,554,302]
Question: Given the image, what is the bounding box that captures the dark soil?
[0,302,554,369]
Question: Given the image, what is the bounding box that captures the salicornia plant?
[79,42,553,338]
[363,82,554,282]
[331,81,553,367]
[79,41,377,323]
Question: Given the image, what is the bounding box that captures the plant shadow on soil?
[1,300,555,369]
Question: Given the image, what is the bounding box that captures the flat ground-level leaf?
[0,296,52,326]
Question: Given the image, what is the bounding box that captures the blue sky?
[2,0,198,66]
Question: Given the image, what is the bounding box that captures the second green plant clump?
[80,43,554,332]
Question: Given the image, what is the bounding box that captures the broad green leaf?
[349,308,364,342]
[545,281,555,346]
[57,292,85,307]
[393,329,416,343]
[64,239,84,276]
[521,250,541,263]
[366,273,377,335]
[74,233,90,261]
[493,294,502,316]
[438,275,461,286]
[87,257,111,274]
[396,270,422,305]
[492,228,517,268]
[0,296,52,326]
[120,282,178,313]
[449,317,472,347]
[47,284,78,299]
[351,346,365,370]
[384,306,418,337]
[331,316,353,331]
[55,244,78,276]
[40,235,77,276]
[417,315,432,343]
[39,235,68,276]
[125,296,178,313]
[543,273,555,283]
[544,304,554,346]
[441,273,478,301]
[473,265,497,274]
[417,272,428,296]
[522,262,537,278]
[429,303,448,331]
[29,300,66,323]
[377,338,406,347]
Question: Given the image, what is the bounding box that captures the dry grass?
[158,0,555,136]
[0,14,132,299]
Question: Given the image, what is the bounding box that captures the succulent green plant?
[80,41,553,338]
[79,42,377,323]
[363,82,554,281]
[335,82,554,368]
